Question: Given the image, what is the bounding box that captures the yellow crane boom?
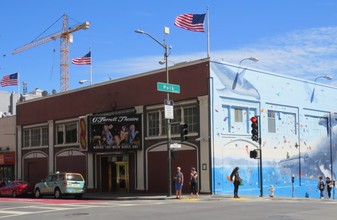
[12,14,90,92]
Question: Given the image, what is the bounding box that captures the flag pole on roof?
[206,6,210,58]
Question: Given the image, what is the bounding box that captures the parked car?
[34,172,85,199]
[0,180,34,198]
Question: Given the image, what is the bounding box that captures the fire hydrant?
[269,185,275,197]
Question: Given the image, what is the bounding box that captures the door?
[115,162,128,192]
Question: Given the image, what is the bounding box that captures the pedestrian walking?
[190,167,199,198]
[174,167,184,199]
[317,176,325,199]
[230,167,242,198]
[326,177,333,199]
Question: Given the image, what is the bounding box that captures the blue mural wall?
[209,61,337,198]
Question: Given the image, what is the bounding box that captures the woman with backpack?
[317,176,325,199]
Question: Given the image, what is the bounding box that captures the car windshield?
[66,174,83,181]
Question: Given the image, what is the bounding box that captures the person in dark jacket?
[230,167,242,198]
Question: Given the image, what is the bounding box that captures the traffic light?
[249,149,260,159]
[180,123,188,142]
[250,116,259,142]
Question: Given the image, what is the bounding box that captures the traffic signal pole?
[250,116,263,197]
[257,116,263,197]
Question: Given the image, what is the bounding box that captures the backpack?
[319,180,325,190]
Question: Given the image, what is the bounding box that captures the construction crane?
[12,14,90,92]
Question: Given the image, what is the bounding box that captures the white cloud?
[95,27,337,86]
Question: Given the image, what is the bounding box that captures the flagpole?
[89,49,92,85]
[206,6,210,58]
[17,72,20,103]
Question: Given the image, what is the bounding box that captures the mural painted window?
[230,107,248,134]
[268,110,276,133]
[23,126,49,148]
[268,110,296,134]
[148,111,160,136]
[306,116,328,137]
[234,108,243,122]
[56,122,77,144]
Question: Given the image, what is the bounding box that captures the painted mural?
[210,61,337,198]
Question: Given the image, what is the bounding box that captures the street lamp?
[135,27,172,197]
[310,75,333,103]
[239,57,259,66]
[232,57,259,90]
[314,75,333,82]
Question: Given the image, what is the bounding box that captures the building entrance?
[100,155,129,192]
[115,162,128,192]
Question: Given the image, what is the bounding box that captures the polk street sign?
[157,82,180,94]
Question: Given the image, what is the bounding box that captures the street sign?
[164,99,174,119]
[157,82,180,94]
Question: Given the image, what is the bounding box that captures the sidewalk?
[82,192,337,201]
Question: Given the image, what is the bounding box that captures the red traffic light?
[250,116,257,123]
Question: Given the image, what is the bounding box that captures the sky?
[1,0,337,94]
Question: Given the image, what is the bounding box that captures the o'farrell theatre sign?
[87,114,142,152]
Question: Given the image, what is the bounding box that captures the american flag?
[72,52,92,65]
[174,14,206,32]
[1,73,18,87]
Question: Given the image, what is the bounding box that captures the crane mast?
[12,14,90,92]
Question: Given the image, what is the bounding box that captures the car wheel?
[34,188,41,198]
[12,191,17,198]
[54,188,62,199]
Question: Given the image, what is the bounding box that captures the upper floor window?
[268,110,296,135]
[147,105,198,137]
[268,110,276,133]
[23,126,49,148]
[56,122,77,145]
[234,108,243,122]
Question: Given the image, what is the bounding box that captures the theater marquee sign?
[87,114,142,152]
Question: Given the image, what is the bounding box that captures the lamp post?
[232,57,259,90]
[239,57,259,67]
[311,75,333,103]
[314,75,333,82]
[135,27,172,197]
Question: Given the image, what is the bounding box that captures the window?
[268,110,276,133]
[56,122,78,144]
[42,127,49,145]
[23,126,49,148]
[183,106,198,132]
[147,105,198,137]
[23,130,30,148]
[234,108,243,122]
[268,110,296,134]
[31,128,41,147]
[148,111,160,136]
[65,123,77,143]
[162,108,182,135]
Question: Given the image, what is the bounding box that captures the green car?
[34,172,85,199]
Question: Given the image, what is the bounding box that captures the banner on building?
[87,114,142,152]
